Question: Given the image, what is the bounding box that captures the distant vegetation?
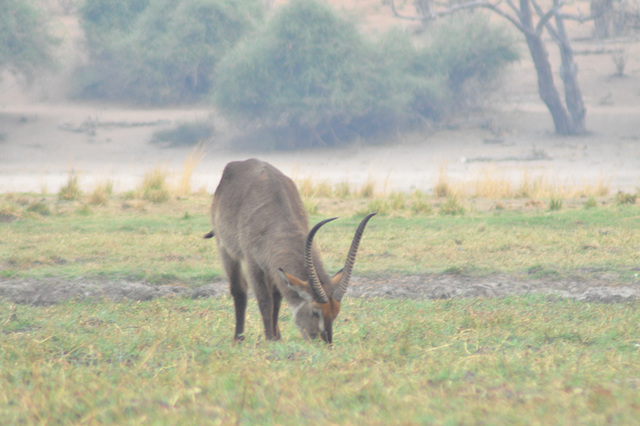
[0,0,58,80]
[74,0,263,103]
[215,2,518,148]
[2,0,517,149]
[417,13,520,114]
[215,0,435,148]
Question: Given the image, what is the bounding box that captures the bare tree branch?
[389,0,535,35]
[504,0,522,16]
[557,11,598,22]
[386,0,588,135]
[476,2,532,34]
[534,7,556,34]
[530,0,562,41]
[389,0,425,21]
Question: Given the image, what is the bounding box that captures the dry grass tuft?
[358,178,377,198]
[140,166,170,203]
[616,190,638,205]
[410,190,432,215]
[333,181,352,199]
[88,179,113,206]
[439,196,465,215]
[58,170,82,201]
[472,165,512,198]
[296,176,332,198]
[434,165,613,201]
[434,163,452,198]
[177,144,206,197]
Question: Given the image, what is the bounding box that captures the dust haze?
[1,1,639,195]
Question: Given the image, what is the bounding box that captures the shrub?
[549,197,563,211]
[140,166,170,203]
[76,0,262,104]
[440,197,465,215]
[59,172,82,201]
[616,191,638,205]
[89,180,113,206]
[215,2,517,149]
[417,12,519,112]
[0,0,58,80]
[214,0,423,148]
[583,196,598,209]
[26,201,51,216]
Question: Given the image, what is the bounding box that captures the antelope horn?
[305,217,337,304]
[332,213,376,302]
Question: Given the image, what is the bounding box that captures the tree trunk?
[519,0,576,134]
[554,1,587,134]
[390,0,590,134]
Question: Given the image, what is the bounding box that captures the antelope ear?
[278,269,313,302]
[331,268,344,287]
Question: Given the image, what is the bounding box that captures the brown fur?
[209,159,374,343]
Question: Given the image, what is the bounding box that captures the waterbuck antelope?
[206,159,375,344]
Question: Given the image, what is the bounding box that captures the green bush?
[214,0,425,148]
[417,13,519,112]
[215,2,517,149]
[76,0,262,104]
[0,0,57,80]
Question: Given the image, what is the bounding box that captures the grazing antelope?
[205,159,375,344]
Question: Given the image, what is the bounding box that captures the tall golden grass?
[58,170,82,201]
[439,164,613,200]
[59,155,617,214]
[177,143,206,197]
[88,179,113,206]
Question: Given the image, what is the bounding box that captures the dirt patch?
[0,278,226,306]
[349,274,640,303]
[1,275,637,305]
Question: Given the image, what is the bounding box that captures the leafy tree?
[217,0,399,145]
[0,0,57,81]
[414,14,519,113]
[392,0,591,135]
[77,0,262,104]
[214,0,517,148]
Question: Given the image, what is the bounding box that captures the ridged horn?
[332,213,376,302]
[305,217,337,304]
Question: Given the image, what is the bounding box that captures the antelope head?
[279,213,376,344]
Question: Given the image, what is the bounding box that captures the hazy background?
[1,0,639,194]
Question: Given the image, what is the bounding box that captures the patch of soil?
[0,278,226,306]
[1,275,637,306]
[349,274,640,303]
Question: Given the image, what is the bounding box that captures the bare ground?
[1,274,638,306]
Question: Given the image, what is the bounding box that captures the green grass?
[1,194,639,282]
[1,190,640,423]
[1,296,639,423]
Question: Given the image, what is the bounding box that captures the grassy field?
[2,296,639,423]
[1,191,639,283]
[1,177,640,423]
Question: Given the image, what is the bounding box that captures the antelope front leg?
[220,250,247,341]
[272,287,283,340]
[249,264,280,341]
